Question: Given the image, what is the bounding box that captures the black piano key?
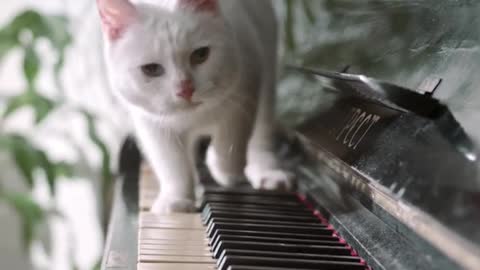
[203,211,309,222]
[204,188,297,199]
[210,229,338,247]
[211,235,344,252]
[206,221,334,238]
[203,211,320,225]
[201,205,312,222]
[203,193,298,201]
[218,256,366,270]
[203,202,312,212]
[213,241,352,259]
[202,195,302,208]
[200,190,369,270]
[201,209,314,225]
[202,204,313,216]
[204,193,299,202]
[206,217,326,228]
[227,267,316,270]
[220,249,361,263]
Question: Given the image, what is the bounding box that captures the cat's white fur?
[98,0,294,213]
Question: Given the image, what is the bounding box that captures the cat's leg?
[206,105,254,187]
[134,118,196,213]
[187,132,204,204]
[245,66,295,190]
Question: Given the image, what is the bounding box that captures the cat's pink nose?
[177,80,195,102]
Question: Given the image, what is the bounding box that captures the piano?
[100,1,480,270]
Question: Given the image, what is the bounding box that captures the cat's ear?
[97,0,138,41]
[178,0,218,13]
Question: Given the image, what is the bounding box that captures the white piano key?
[139,254,216,264]
[138,263,215,270]
[139,239,208,246]
[140,244,211,252]
[139,228,207,241]
[139,248,212,256]
[140,215,204,229]
[140,212,202,221]
[140,223,205,230]
[138,163,214,268]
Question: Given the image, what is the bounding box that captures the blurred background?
[0,1,124,270]
[1,0,479,270]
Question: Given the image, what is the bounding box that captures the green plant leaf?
[0,29,18,60]
[8,10,47,41]
[37,152,74,195]
[53,53,65,92]
[32,94,55,123]
[42,15,72,51]
[0,135,73,192]
[36,151,56,195]
[6,10,69,44]
[7,10,71,50]
[0,192,45,249]
[83,111,112,185]
[2,91,56,124]
[0,9,72,96]
[0,9,71,110]
[1,10,71,52]
[23,46,40,89]
[0,9,73,251]
[0,135,14,149]
[2,93,31,118]
[10,136,39,187]
[42,15,71,94]
[55,162,74,178]
[82,110,113,230]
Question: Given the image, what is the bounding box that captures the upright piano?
[101,1,480,269]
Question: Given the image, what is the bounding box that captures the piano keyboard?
[138,165,370,270]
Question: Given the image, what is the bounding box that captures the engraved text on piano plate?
[336,107,381,150]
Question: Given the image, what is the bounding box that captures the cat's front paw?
[206,147,246,187]
[245,166,295,191]
[151,196,196,214]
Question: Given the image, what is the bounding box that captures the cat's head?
[97,0,238,121]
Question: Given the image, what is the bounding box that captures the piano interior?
[101,1,480,270]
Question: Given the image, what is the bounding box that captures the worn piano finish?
[288,67,480,270]
[101,0,480,269]
[277,0,480,268]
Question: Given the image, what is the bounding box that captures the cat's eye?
[141,63,165,77]
[190,47,210,66]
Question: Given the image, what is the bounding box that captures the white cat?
[97,0,294,213]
